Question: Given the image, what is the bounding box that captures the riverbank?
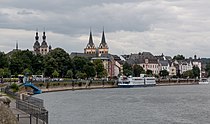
[41,84,117,93]
[40,81,199,93]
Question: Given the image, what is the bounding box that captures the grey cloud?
[1,0,210,57]
[17,10,33,15]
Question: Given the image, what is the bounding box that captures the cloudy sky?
[1,0,210,58]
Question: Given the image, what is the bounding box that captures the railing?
[1,86,48,124]
[22,94,44,108]
[1,86,19,99]
[16,99,48,124]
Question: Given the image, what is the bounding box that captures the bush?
[39,83,44,87]
[10,83,19,92]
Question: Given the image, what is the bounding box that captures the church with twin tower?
[84,29,109,55]
[33,30,52,55]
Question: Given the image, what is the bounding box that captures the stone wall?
[0,103,18,124]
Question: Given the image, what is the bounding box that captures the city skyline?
[1,0,210,57]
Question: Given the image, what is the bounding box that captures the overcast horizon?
[1,0,210,58]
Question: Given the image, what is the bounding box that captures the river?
[35,84,210,124]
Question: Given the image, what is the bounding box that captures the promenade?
[41,84,117,93]
[10,98,44,124]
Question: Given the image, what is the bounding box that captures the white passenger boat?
[198,78,209,85]
[118,75,156,88]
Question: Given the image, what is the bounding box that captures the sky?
[1,0,210,58]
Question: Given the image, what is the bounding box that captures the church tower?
[84,29,96,54]
[33,30,40,54]
[40,31,49,55]
[98,29,108,55]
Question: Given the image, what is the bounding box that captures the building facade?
[84,29,108,56]
[33,31,52,55]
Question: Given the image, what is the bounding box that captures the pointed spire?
[101,27,106,44]
[88,28,94,46]
[16,41,18,50]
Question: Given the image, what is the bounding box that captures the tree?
[93,59,106,78]
[22,68,32,75]
[31,54,44,75]
[133,64,144,77]
[159,70,169,78]
[205,62,210,77]
[173,54,185,60]
[52,70,59,78]
[8,50,35,75]
[45,48,72,77]
[0,52,8,68]
[66,70,73,78]
[123,62,132,76]
[146,69,153,76]
[75,71,87,79]
[44,56,58,77]
[192,66,200,78]
[183,70,194,78]
[84,63,96,78]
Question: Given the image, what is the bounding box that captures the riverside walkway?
[41,84,117,93]
[10,98,45,124]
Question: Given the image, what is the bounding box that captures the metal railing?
[22,94,44,108]
[1,86,48,124]
[16,99,48,124]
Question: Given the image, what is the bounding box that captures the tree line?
[0,48,107,79]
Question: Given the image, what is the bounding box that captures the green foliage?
[183,70,194,78]
[93,59,106,78]
[146,69,153,75]
[0,68,11,78]
[205,62,210,77]
[44,48,72,77]
[72,56,87,72]
[123,62,132,76]
[159,70,169,78]
[10,83,19,92]
[133,64,144,77]
[66,70,73,78]
[22,68,32,75]
[75,71,87,79]
[84,63,96,78]
[52,70,59,78]
[0,52,9,68]
[173,54,185,60]
[192,66,200,78]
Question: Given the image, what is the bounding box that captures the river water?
[35,85,210,124]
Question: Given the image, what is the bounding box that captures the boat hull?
[118,84,156,88]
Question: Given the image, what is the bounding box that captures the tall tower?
[16,41,18,50]
[84,29,96,54]
[40,31,49,55]
[33,30,40,54]
[98,28,108,55]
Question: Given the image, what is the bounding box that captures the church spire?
[101,28,106,44]
[35,29,39,41]
[16,41,18,50]
[42,31,46,42]
[88,28,94,47]
[98,27,108,55]
[84,28,96,54]
[99,27,108,48]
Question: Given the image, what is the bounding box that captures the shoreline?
[39,82,199,93]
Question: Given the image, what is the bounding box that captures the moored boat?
[118,75,156,88]
[198,78,209,85]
